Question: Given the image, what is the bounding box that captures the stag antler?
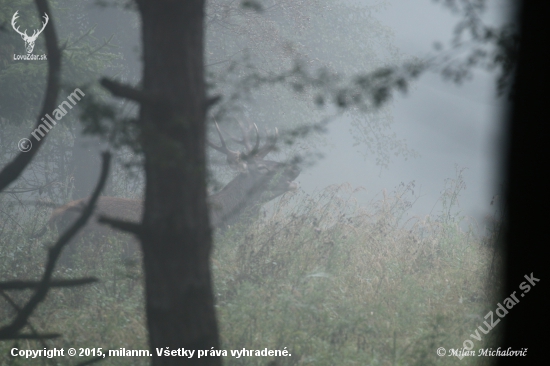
[256,126,278,158]
[232,120,259,153]
[222,118,278,158]
[207,118,280,170]
[207,121,243,170]
[11,11,49,53]
[219,119,261,159]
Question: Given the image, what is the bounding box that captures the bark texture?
[135,1,220,364]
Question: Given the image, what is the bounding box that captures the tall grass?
[0,178,502,365]
[214,181,501,365]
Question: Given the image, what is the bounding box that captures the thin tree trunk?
[136,1,220,364]
[71,129,108,199]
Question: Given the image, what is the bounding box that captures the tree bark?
[135,1,220,364]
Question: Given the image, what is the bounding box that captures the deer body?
[42,122,299,265]
[50,162,298,236]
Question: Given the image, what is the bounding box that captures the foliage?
[0,0,509,362]
[206,0,418,170]
[0,0,131,206]
[431,0,518,96]
[214,182,501,366]
[75,0,419,197]
[0,178,502,365]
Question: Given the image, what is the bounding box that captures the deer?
[34,120,300,266]
[11,11,49,54]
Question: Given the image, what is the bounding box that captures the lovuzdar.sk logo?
[11,10,49,61]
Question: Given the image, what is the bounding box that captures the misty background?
[0,0,513,362]
[78,0,509,234]
[28,0,509,233]
[301,0,508,233]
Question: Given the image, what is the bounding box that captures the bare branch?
[0,152,111,340]
[0,0,61,192]
[0,278,98,291]
[0,180,56,194]
[0,291,53,349]
[205,95,222,111]
[100,78,154,104]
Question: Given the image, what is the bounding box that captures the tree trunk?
[136,1,220,365]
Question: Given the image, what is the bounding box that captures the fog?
[301,0,508,231]
[0,0,512,363]
[73,0,509,231]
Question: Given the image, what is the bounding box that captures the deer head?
[207,119,300,227]
[11,11,49,54]
[38,119,300,266]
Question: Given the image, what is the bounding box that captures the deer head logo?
[11,11,49,54]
